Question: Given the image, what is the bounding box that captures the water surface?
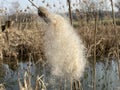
[0,59,120,90]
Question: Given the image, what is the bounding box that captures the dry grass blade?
[18,72,46,90]
[73,80,83,90]
[18,71,32,90]
[35,75,46,90]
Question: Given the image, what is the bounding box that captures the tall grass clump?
[0,26,44,62]
[38,7,86,80]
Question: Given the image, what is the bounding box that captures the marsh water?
[0,59,120,90]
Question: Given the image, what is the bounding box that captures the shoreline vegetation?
[0,19,120,63]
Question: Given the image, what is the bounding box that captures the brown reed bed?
[0,24,45,63]
[77,23,120,60]
[0,22,119,63]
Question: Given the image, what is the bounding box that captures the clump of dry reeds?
[0,23,45,63]
[0,19,119,63]
[77,24,120,60]
[18,71,46,90]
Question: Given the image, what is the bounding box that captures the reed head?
[38,7,50,23]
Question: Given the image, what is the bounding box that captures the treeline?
[0,10,120,27]
[71,10,120,21]
[8,13,39,23]
[0,13,41,30]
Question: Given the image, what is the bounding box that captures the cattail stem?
[28,0,38,9]
[67,0,72,25]
[93,11,97,90]
[64,78,67,90]
[70,77,73,90]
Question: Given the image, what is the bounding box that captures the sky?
[0,0,74,13]
[0,0,118,14]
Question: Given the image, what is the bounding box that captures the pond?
[0,59,120,90]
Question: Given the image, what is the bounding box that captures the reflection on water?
[0,60,120,90]
[82,60,120,90]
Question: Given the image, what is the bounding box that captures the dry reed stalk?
[64,79,67,90]
[59,79,62,90]
[28,0,38,9]
[0,49,3,64]
[70,77,73,90]
[87,38,104,58]
[73,81,77,90]
[18,71,32,90]
[18,53,32,90]
[93,12,97,90]
[35,75,46,90]
[73,80,83,90]
[110,0,120,79]
[67,0,73,25]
